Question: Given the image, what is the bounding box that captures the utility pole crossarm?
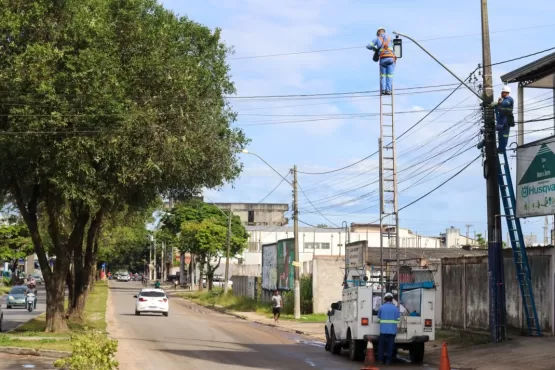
[393,31,483,101]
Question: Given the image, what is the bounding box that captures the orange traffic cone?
[361,340,379,370]
[439,341,451,370]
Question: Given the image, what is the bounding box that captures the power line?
[297,181,340,228]
[227,83,460,100]
[257,172,291,204]
[398,154,481,212]
[297,82,476,175]
[228,23,555,60]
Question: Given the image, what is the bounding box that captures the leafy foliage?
[161,200,248,288]
[0,219,34,272]
[0,0,247,330]
[53,329,118,370]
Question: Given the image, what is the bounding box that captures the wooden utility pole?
[481,0,506,342]
[293,165,301,319]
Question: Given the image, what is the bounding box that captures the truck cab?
[324,265,436,363]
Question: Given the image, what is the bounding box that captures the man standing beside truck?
[377,292,400,365]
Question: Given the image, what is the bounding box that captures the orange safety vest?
[378,36,396,60]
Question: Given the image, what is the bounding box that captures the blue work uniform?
[367,34,396,93]
[377,301,400,365]
[495,96,514,153]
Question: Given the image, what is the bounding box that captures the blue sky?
[160,0,555,240]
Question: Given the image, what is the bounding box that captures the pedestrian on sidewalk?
[271,290,282,324]
[377,292,400,365]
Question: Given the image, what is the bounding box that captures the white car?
[134,289,169,316]
[118,273,130,282]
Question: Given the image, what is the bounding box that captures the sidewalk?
[446,336,555,370]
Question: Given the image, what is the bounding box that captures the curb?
[0,346,70,358]
[176,296,324,342]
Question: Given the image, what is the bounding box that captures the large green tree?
[0,0,247,331]
[0,218,34,274]
[161,200,248,289]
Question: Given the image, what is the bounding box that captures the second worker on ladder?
[367,27,396,95]
[477,85,514,153]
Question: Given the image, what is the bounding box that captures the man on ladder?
[492,85,514,153]
[367,27,397,95]
[477,85,514,153]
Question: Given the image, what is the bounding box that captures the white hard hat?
[384,292,393,298]
[502,85,511,94]
[376,27,386,34]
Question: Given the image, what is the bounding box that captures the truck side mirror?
[331,302,341,310]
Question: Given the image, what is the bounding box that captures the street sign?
[516,137,555,217]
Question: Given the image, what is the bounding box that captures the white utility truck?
[324,241,436,363]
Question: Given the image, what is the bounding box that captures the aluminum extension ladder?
[497,151,541,336]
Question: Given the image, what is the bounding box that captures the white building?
[238,223,442,266]
[440,226,477,248]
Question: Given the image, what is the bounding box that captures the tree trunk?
[70,208,103,321]
[11,183,71,333]
[65,267,74,318]
[45,257,71,333]
[179,252,186,285]
[205,256,221,291]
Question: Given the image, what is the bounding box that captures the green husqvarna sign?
[517,139,555,217]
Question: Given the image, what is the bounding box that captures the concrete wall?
[230,275,257,300]
[312,256,345,314]
[441,247,554,335]
[231,264,261,277]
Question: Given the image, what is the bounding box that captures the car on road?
[32,275,43,285]
[6,286,28,309]
[118,272,131,282]
[134,289,169,316]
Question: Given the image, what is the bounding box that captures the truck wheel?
[409,342,425,363]
[330,328,341,355]
[348,337,365,361]
[324,328,331,351]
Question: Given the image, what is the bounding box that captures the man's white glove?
[490,101,499,107]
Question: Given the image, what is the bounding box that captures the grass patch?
[0,336,71,352]
[434,329,490,348]
[0,280,109,351]
[179,289,327,323]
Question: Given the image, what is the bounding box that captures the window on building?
[248,211,255,223]
[320,242,330,249]
[304,242,315,249]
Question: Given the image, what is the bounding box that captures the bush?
[281,274,313,315]
[54,330,118,370]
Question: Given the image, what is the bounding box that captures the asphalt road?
[2,286,46,332]
[108,281,438,370]
[0,353,55,369]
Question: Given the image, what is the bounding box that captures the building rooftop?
[363,246,488,265]
[500,51,555,88]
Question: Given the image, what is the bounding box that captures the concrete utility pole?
[161,241,165,281]
[224,209,232,294]
[153,238,157,281]
[481,0,506,343]
[293,165,301,320]
[465,224,473,244]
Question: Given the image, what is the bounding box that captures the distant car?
[32,275,43,285]
[118,273,130,282]
[211,277,233,289]
[6,286,28,309]
[134,289,169,316]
